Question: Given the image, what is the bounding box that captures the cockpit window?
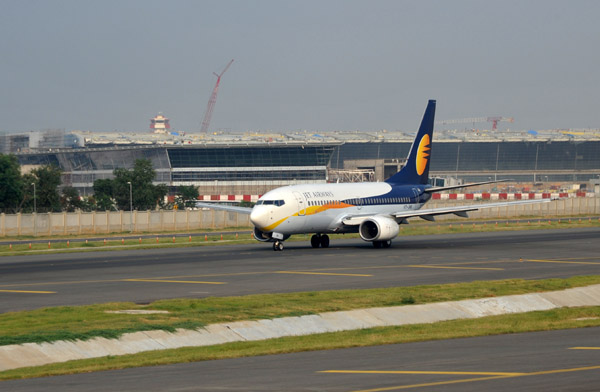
[256,200,285,207]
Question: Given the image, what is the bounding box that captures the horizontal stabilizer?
[390,198,552,223]
[194,202,253,215]
[426,179,512,193]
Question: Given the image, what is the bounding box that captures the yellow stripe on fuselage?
[259,203,356,232]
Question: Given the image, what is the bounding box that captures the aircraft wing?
[342,198,554,226]
[194,202,253,214]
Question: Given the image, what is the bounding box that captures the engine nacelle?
[359,215,400,242]
[253,227,272,242]
[253,227,290,242]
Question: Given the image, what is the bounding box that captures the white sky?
[1,0,598,133]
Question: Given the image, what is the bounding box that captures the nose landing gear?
[273,241,284,251]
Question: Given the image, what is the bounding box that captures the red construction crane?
[200,59,234,134]
[435,116,514,130]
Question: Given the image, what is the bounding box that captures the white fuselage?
[249,182,429,236]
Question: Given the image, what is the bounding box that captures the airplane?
[197,100,553,251]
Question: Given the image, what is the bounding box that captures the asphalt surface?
[4,327,600,391]
[1,228,599,312]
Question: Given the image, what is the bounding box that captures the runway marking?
[0,289,56,294]
[0,279,123,288]
[406,265,504,271]
[524,259,600,265]
[0,261,510,290]
[325,364,600,391]
[349,375,514,391]
[276,271,373,277]
[416,260,509,266]
[123,279,226,285]
[138,272,266,279]
[570,347,600,350]
[321,370,525,376]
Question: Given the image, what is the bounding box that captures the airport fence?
[0,209,251,237]
[0,197,598,237]
[428,196,600,220]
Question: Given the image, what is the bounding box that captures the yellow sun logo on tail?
[416,134,430,175]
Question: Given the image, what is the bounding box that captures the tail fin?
[385,100,436,185]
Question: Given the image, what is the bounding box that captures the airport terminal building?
[333,139,600,183]
[3,129,600,196]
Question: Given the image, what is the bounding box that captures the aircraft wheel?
[273,241,284,251]
[382,240,392,248]
[373,241,382,249]
[320,234,330,248]
[310,235,320,248]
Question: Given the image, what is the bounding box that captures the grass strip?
[1,306,599,381]
[2,276,600,346]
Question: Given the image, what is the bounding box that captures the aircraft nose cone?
[250,208,269,229]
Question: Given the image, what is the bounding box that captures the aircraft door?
[356,196,363,210]
[293,192,306,216]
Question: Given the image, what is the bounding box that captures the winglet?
[385,100,436,185]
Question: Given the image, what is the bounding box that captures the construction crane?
[435,116,514,130]
[200,59,234,134]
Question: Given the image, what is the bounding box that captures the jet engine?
[253,227,272,242]
[359,215,400,242]
[253,227,290,242]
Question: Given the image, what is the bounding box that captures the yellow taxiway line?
[0,289,56,294]
[406,265,504,271]
[570,347,600,350]
[525,259,600,265]
[276,271,373,277]
[122,279,226,285]
[321,370,524,376]
[349,375,513,392]
[323,364,600,391]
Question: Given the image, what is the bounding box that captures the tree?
[112,168,133,211]
[0,154,24,213]
[93,178,115,211]
[60,186,83,212]
[154,183,169,209]
[175,185,199,209]
[80,195,97,212]
[26,165,62,212]
[112,159,165,211]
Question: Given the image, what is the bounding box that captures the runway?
[4,327,600,391]
[1,228,599,313]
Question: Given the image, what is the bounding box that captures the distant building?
[150,114,170,134]
[4,127,600,197]
[13,143,337,196]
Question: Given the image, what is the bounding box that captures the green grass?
[1,276,600,346]
[1,306,599,381]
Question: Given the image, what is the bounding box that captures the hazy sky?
[1,0,599,133]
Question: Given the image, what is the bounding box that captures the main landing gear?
[372,240,392,249]
[310,234,330,248]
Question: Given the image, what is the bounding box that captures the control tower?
[150,114,170,134]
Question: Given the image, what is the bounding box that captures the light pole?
[32,182,36,237]
[31,183,36,214]
[127,181,133,232]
